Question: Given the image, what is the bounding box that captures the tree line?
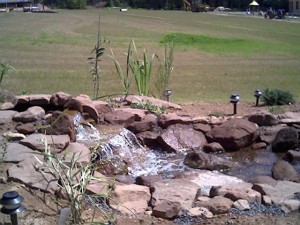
[34,0,289,11]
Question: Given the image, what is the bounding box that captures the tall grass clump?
[155,42,174,100]
[261,88,295,106]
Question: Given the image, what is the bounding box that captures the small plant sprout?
[0,61,15,87]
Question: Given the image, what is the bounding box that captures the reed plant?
[155,42,174,99]
[0,61,15,87]
[129,39,156,96]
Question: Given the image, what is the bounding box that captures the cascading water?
[73,112,186,177]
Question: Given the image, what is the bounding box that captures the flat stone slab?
[4,143,36,163]
[153,178,199,210]
[278,112,300,124]
[19,133,70,152]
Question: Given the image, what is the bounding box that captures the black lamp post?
[164,88,172,102]
[0,191,25,225]
[230,93,240,115]
[254,89,262,106]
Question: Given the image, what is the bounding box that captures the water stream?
[73,113,300,181]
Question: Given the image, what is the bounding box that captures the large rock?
[110,184,150,214]
[75,94,99,122]
[258,124,287,144]
[210,182,261,203]
[195,196,233,214]
[158,124,207,153]
[19,133,70,153]
[272,127,298,152]
[183,150,235,171]
[59,142,90,165]
[16,123,36,134]
[13,106,45,123]
[203,142,224,153]
[152,201,181,219]
[28,94,51,106]
[271,159,298,181]
[114,108,148,121]
[0,110,18,124]
[50,92,72,107]
[127,114,157,134]
[278,112,300,124]
[136,131,160,147]
[206,118,258,151]
[43,111,76,142]
[158,113,192,128]
[0,88,17,109]
[152,178,199,210]
[252,180,300,206]
[248,175,277,186]
[104,110,135,126]
[245,111,278,126]
[285,150,300,162]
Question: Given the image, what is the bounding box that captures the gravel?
[229,202,285,216]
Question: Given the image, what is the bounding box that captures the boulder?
[16,123,35,134]
[195,196,233,214]
[210,183,261,203]
[114,108,148,121]
[193,123,211,134]
[136,175,162,187]
[271,159,298,181]
[258,124,287,145]
[158,124,207,153]
[152,201,181,219]
[75,94,99,122]
[203,142,224,153]
[59,142,90,165]
[188,207,213,218]
[272,127,298,152]
[127,120,154,134]
[43,111,76,142]
[285,150,300,162]
[63,98,83,113]
[183,149,235,170]
[206,118,258,151]
[13,106,45,123]
[110,184,150,215]
[158,113,192,128]
[93,100,112,114]
[278,112,300,124]
[248,175,277,186]
[246,111,278,126]
[16,95,30,104]
[104,110,135,126]
[252,181,300,205]
[0,110,18,124]
[136,131,160,147]
[0,88,18,108]
[233,199,250,210]
[28,94,51,106]
[50,92,72,107]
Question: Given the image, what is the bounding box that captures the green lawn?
[1,8,300,103]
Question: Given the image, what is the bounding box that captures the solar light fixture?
[254,89,262,106]
[230,93,240,114]
[0,191,25,225]
[164,88,172,102]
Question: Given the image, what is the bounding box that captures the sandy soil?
[0,102,299,225]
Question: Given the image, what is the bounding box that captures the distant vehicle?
[217,6,231,11]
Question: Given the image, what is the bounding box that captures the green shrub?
[131,100,166,114]
[261,88,295,106]
[268,105,285,114]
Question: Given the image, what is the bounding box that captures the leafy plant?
[88,15,107,100]
[0,61,15,87]
[131,100,166,114]
[155,42,174,100]
[261,88,295,106]
[129,39,156,96]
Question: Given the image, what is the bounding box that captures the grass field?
[0,8,300,103]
